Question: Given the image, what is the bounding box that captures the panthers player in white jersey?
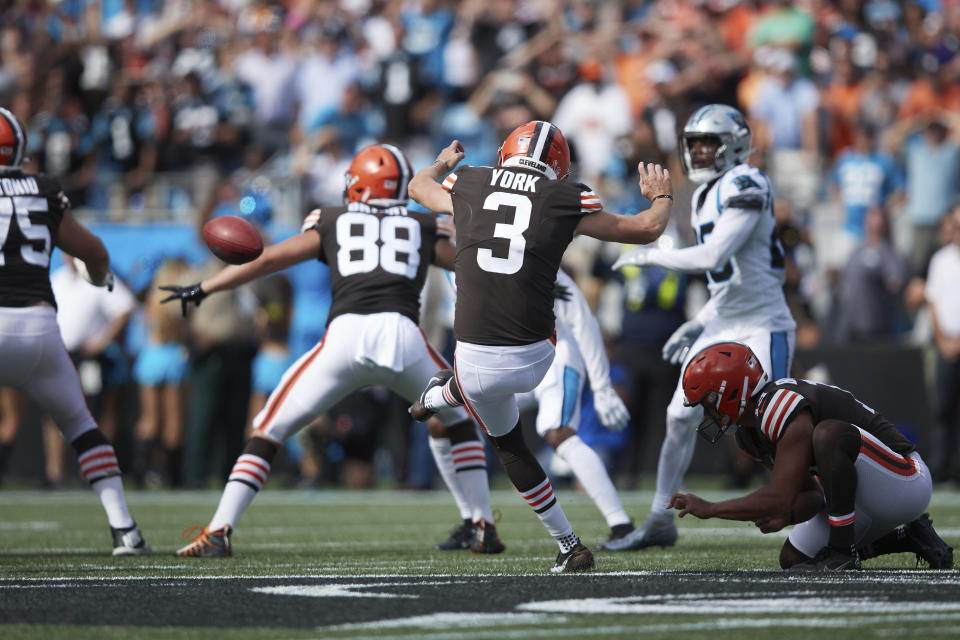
[610,104,797,551]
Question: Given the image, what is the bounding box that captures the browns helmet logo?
[0,107,26,172]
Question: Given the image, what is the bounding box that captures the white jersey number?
[477,192,531,275]
[0,196,52,268]
[336,212,421,279]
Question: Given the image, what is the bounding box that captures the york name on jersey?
[441,165,600,346]
[691,164,794,330]
[0,171,68,309]
[302,201,448,325]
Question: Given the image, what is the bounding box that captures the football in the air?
[202,215,263,265]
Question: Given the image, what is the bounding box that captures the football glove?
[662,319,704,365]
[159,283,207,317]
[592,386,630,431]
[611,247,651,270]
[73,257,114,292]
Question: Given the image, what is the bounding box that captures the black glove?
[553,282,572,302]
[159,283,207,317]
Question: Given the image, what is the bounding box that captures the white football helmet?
[679,104,751,184]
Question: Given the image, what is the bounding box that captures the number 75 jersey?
[302,201,449,326]
[442,165,600,346]
[690,164,795,331]
[0,172,68,309]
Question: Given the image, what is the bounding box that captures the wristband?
[652,194,673,203]
[433,159,449,171]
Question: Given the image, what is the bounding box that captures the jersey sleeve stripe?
[580,191,602,213]
[441,174,457,192]
[300,209,321,232]
[768,394,802,441]
[761,389,800,440]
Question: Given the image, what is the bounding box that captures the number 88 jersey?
[302,201,448,326]
[442,165,600,346]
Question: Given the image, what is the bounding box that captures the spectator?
[884,112,960,275]
[926,203,960,482]
[829,121,903,266]
[833,207,909,343]
[131,258,191,488]
[553,59,633,185]
[749,48,821,215]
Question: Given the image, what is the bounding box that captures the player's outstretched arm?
[408,140,465,215]
[57,209,112,287]
[574,162,673,244]
[160,231,321,316]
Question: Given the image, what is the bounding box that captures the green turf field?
[2,485,959,639]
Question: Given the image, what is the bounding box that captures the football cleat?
[598,515,677,551]
[409,370,454,422]
[433,520,473,551]
[595,522,635,550]
[470,520,506,554]
[111,523,151,556]
[906,513,954,569]
[791,545,861,571]
[550,542,595,573]
[175,525,232,558]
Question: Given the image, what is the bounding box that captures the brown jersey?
[736,378,916,467]
[302,201,451,326]
[0,172,69,309]
[441,165,600,346]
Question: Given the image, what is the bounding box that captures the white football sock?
[428,436,471,520]
[92,476,135,529]
[209,454,272,530]
[451,439,494,523]
[519,477,575,548]
[556,435,631,528]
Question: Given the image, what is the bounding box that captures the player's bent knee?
[811,420,859,459]
[244,434,279,463]
[544,426,575,449]
[779,539,810,569]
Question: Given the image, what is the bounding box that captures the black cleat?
[550,542,595,573]
[906,513,954,569]
[791,545,861,571]
[595,522,635,550]
[111,523,151,556]
[409,370,454,422]
[470,520,506,554]
[433,520,473,550]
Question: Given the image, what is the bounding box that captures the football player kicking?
[429,268,635,552]
[609,104,796,551]
[669,342,953,570]
[162,144,499,557]
[407,120,673,572]
[0,108,149,555]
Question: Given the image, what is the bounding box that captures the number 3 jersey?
[0,171,68,309]
[301,201,449,326]
[441,165,600,346]
[643,164,794,331]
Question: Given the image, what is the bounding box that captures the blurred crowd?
[1,0,959,490]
